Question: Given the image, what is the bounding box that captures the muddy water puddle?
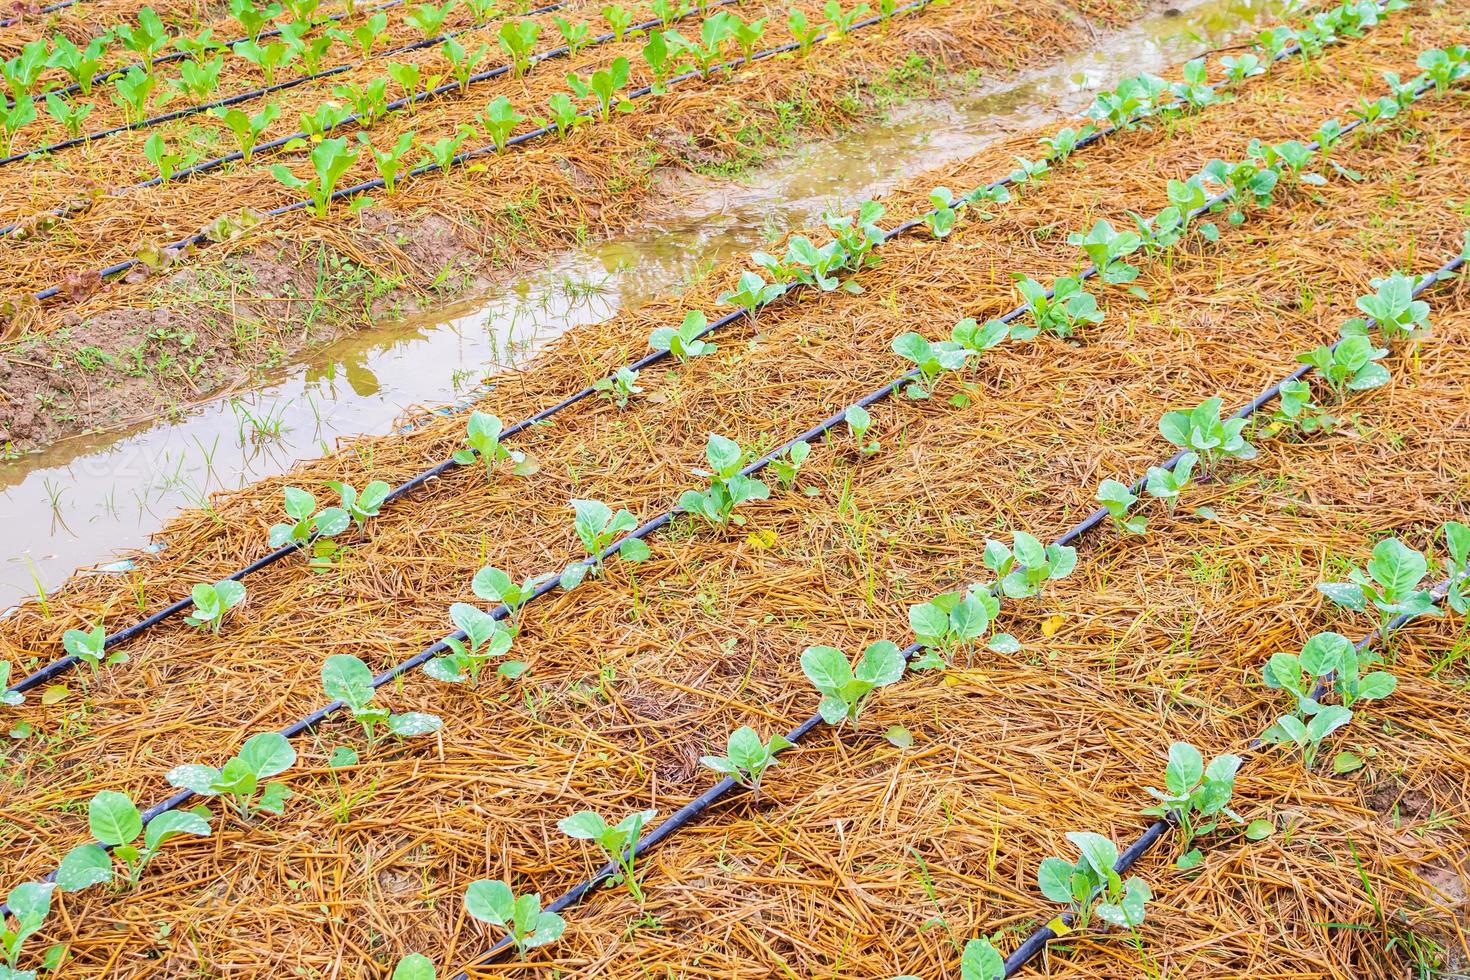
[0,0,1295,606]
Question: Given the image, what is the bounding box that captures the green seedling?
[1443,520,1470,615]
[453,410,535,477]
[271,136,358,216]
[232,38,298,85]
[752,236,844,292]
[322,654,441,746]
[116,7,170,65]
[768,441,810,491]
[282,24,336,73]
[1,40,48,104]
[983,531,1077,599]
[1262,702,1352,770]
[1,882,54,973]
[923,186,958,238]
[1200,158,1278,224]
[700,726,792,798]
[1417,46,1470,92]
[1317,537,1438,636]
[1068,219,1140,284]
[358,130,415,193]
[166,731,295,818]
[555,16,591,54]
[281,0,322,28]
[1219,52,1264,82]
[787,8,821,55]
[560,498,646,590]
[231,0,284,38]
[603,4,634,39]
[729,14,767,60]
[171,55,226,100]
[0,99,35,155]
[1296,336,1389,400]
[1170,57,1218,109]
[844,405,878,454]
[478,95,524,152]
[497,20,540,76]
[298,100,352,139]
[327,479,391,530]
[471,564,550,627]
[593,366,641,407]
[958,938,1005,980]
[444,37,492,88]
[1096,478,1146,535]
[1342,272,1430,343]
[1253,25,1295,61]
[465,881,564,956]
[1012,275,1102,340]
[1143,452,1196,514]
[1272,379,1335,436]
[416,124,475,173]
[1039,125,1096,161]
[568,57,634,120]
[1248,138,1322,186]
[269,485,350,548]
[1262,632,1392,718]
[111,68,158,125]
[1008,155,1049,184]
[641,29,674,92]
[387,62,435,106]
[908,587,999,668]
[214,103,280,162]
[333,12,389,58]
[891,331,965,399]
[667,13,731,77]
[649,310,716,361]
[558,808,658,901]
[1158,396,1255,471]
[540,91,586,135]
[408,0,453,40]
[1038,833,1151,929]
[332,77,390,125]
[47,36,108,95]
[822,0,869,36]
[943,317,1007,364]
[678,433,769,527]
[428,604,516,685]
[183,579,246,633]
[801,640,904,727]
[718,270,785,314]
[1087,74,1163,129]
[1141,743,1240,868]
[57,790,210,892]
[824,200,886,268]
[393,953,435,980]
[143,133,197,183]
[62,624,126,673]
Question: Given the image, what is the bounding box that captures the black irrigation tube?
[997,246,1466,978]
[20,0,412,104]
[5,0,1306,696]
[0,0,80,29]
[5,0,763,260]
[447,93,1463,976]
[0,0,566,166]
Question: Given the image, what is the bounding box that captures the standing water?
[0,0,1294,606]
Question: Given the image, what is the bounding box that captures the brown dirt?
[0,1,1467,978]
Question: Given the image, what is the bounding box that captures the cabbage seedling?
[453,410,533,476]
[271,137,358,216]
[465,881,565,956]
[1261,703,1352,769]
[57,790,211,892]
[0,99,34,155]
[824,200,885,268]
[1418,46,1470,92]
[1200,158,1278,225]
[1067,219,1141,285]
[602,3,633,39]
[1143,451,1196,514]
[1442,521,1470,615]
[387,62,431,106]
[172,55,226,100]
[232,38,298,85]
[769,440,810,491]
[555,16,591,54]
[558,808,657,901]
[1,40,48,103]
[1,882,54,973]
[214,103,280,162]
[1170,57,1218,109]
[729,14,767,60]
[593,366,641,407]
[1253,25,1295,61]
[472,564,551,625]
[417,125,475,173]
[1219,53,1264,82]
[800,640,905,727]
[1141,743,1240,868]
[641,29,676,93]
[144,133,195,183]
[561,498,644,590]
[231,0,283,38]
[183,579,246,633]
[322,654,442,745]
[497,20,540,77]
[444,37,491,89]
[1343,272,1430,343]
[408,1,453,40]
[539,91,585,135]
[357,130,414,193]
[700,726,792,798]
[1037,832,1151,930]
[1316,537,1439,636]
[62,623,126,673]
[1272,379,1335,436]
[787,9,821,55]
[983,531,1077,600]
[166,731,296,818]
[1262,632,1393,719]
[945,317,1007,364]
[116,7,170,65]
[393,953,435,980]
[1095,478,1146,535]
[1249,138,1323,186]
[891,332,965,399]
[333,77,390,125]
[678,433,770,527]
[478,95,524,152]
[47,36,107,95]
[428,605,514,685]
[650,310,716,361]
[1296,336,1389,399]
[333,12,389,58]
[1012,275,1102,339]
[1039,125,1095,161]
[844,405,878,454]
[923,186,957,238]
[465,0,501,20]
[823,0,869,36]
[328,479,391,530]
[908,587,997,668]
[1158,396,1256,470]
[282,25,336,73]
[111,68,158,125]
[269,485,350,548]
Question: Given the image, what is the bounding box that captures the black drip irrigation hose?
[6,0,765,258]
[21,0,411,104]
[0,0,566,166]
[454,243,1470,979]
[0,0,79,30]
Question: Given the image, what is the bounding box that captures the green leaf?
[1037,856,1075,903]
[1332,751,1364,774]
[884,725,912,748]
[392,952,436,980]
[88,790,142,847]
[1244,818,1274,841]
[557,811,608,840]
[464,879,515,926]
[237,731,297,779]
[142,809,210,851]
[56,844,113,892]
[960,937,1005,980]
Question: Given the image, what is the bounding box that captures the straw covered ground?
[0,0,1468,976]
[0,0,1149,453]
